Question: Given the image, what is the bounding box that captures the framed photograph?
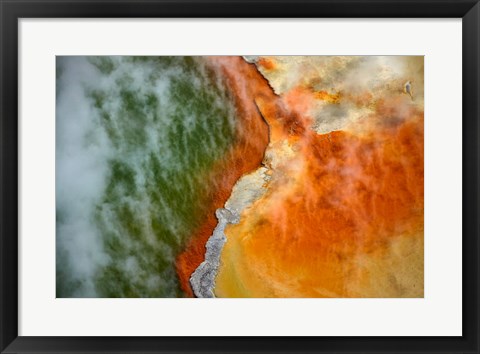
[1,0,479,353]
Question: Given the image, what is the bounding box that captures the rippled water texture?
[56,56,267,297]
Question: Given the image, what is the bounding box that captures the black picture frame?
[1,1,479,353]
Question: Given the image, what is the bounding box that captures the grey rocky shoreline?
[189,167,271,297]
[189,208,240,298]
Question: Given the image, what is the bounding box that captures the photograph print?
[56,56,424,298]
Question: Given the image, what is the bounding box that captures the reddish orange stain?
[257,57,277,71]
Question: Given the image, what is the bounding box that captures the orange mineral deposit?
[215,88,424,298]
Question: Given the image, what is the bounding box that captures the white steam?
[56,57,111,296]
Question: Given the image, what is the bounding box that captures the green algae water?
[56,57,237,297]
